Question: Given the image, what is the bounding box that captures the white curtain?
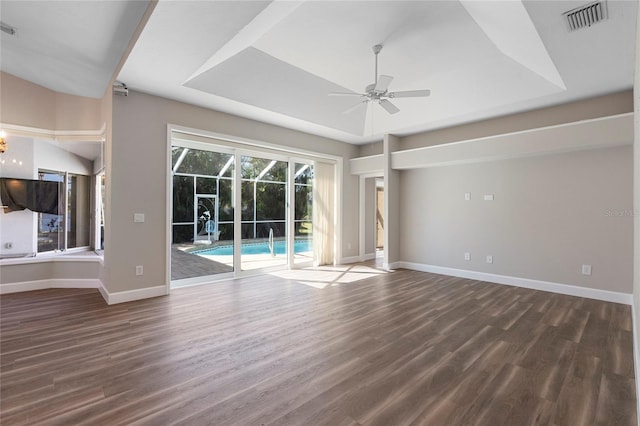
[313,161,335,266]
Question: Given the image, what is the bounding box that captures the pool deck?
[171,247,232,280]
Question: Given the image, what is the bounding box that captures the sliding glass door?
[294,163,313,265]
[240,155,288,271]
[170,136,317,285]
[171,146,235,282]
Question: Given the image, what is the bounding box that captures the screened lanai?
[170,143,315,282]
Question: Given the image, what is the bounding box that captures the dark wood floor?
[0,266,636,425]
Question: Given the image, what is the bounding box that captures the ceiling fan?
[329,44,431,115]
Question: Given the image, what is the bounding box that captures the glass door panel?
[67,174,91,249]
[294,163,313,265]
[171,146,235,282]
[37,171,64,253]
[240,155,288,271]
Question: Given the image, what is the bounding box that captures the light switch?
[464,193,471,201]
[134,213,145,223]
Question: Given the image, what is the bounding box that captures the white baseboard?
[101,285,167,305]
[341,255,362,264]
[383,261,402,271]
[0,279,167,306]
[0,278,102,295]
[98,285,109,304]
[342,253,377,264]
[397,262,633,305]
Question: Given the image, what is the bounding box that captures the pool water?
[195,239,312,256]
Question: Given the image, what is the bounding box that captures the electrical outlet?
[464,193,471,201]
[582,264,592,276]
[134,213,145,223]
[484,194,494,201]
[464,252,470,261]
[486,255,493,264]
[135,265,144,276]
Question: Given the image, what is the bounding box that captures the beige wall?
[399,145,633,293]
[108,90,359,293]
[0,72,103,131]
[358,141,383,157]
[0,260,100,284]
[401,90,633,150]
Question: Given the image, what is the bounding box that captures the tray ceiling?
[2,1,636,144]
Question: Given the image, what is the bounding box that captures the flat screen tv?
[0,177,63,214]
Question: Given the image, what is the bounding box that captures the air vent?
[563,1,608,31]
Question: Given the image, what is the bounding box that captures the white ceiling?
[1,1,636,145]
[0,0,149,98]
[43,139,103,162]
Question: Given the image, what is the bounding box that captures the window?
[96,173,105,251]
[37,170,91,253]
[37,171,64,253]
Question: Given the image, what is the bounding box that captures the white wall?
[35,140,93,176]
[0,136,36,255]
[399,145,633,294]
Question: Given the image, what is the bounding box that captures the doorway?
[376,180,384,250]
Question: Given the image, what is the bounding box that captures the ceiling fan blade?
[374,75,393,92]
[379,99,400,114]
[388,89,431,98]
[342,100,368,114]
[328,92,365,97]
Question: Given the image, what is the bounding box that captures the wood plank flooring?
[0,265,636,425]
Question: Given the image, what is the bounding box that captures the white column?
[383,134,400,270]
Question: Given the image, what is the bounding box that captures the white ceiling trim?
[461,0,566,90]
[0,123,105,143]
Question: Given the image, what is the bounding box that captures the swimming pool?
[195,239,312,256]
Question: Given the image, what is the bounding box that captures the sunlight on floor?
[268,264,387,289]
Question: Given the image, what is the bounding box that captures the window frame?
[37,168,93,255]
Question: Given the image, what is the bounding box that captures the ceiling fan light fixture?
[329,44,431,115]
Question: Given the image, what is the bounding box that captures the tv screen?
[0,177,63,214]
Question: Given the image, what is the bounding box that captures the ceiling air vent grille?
[563,1,608,31]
